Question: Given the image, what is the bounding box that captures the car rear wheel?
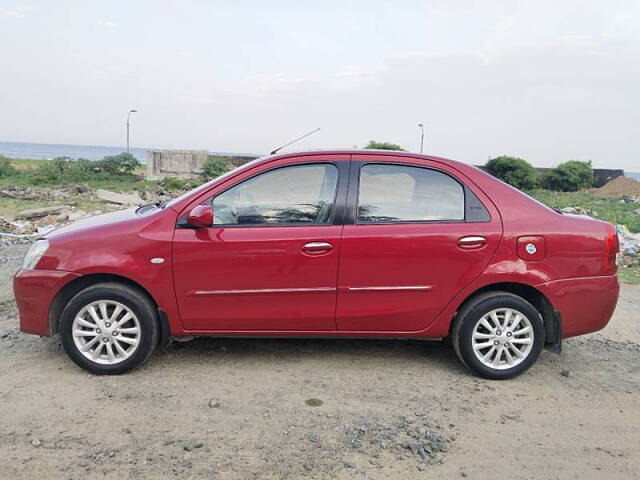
[451,292,545,380]
[59,282,158,374]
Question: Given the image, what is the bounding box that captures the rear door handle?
[302,241,333,254]
[457,236,487,249]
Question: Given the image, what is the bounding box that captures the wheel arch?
[48,273,170,346]
[450,282,561,348]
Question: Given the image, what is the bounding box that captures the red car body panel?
[336,153,503,332]
[173,224,343,330]
[13,269,79,336]
[13,150,620,342]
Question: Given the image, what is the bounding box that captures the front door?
[173,158,348,331]
[336,156,502,332]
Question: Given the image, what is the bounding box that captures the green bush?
[26,157,87,184]
[202,157,230,179]
[0,156,17,177]
[162,176,198,192]
[26,154,140,185]
[98,153,139,175]
[543,160,594,192]
[485,156,539,190]
[364,140,405,151]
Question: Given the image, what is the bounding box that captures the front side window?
[213,163,338,225]
[357,164,464,222]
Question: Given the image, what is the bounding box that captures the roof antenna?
[270,128,321,155]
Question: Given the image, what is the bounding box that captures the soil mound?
[594,175,640,197]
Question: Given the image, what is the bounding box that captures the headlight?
[22,239,49,270]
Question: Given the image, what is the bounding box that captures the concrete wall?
[147,150,260,177]
[147,150,209,177]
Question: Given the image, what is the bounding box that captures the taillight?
[601,224,619,276]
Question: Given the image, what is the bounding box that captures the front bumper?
[538,275,619,339]
[13,268,80,336]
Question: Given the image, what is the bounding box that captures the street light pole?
[126,109,137,153]
[417,123,424,154]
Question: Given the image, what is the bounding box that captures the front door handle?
[302,241,333,254]
[457,236,487,249]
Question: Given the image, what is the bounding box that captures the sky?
[1,0,639,169]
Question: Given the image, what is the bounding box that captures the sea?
[0,141,256,164]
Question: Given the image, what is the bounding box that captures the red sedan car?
[14,151,620,379]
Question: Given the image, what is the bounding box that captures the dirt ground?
[0,241,639,480]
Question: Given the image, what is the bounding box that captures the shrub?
[97,153,139,175]
[485,156,539,190]
[26,154,140,185]
[0,156,17,177]
[162,176,198,191]
[364,140,405,151]
[27,157,87,184]
[202,157,230,179]
[543,160,594,192]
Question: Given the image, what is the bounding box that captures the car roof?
[265,149,473,171]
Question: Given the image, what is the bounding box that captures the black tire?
[59,282,158,375]
[451,292,545,380]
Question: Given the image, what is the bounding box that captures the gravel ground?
[0,241,639,479]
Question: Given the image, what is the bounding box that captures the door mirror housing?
[186,205,213,228]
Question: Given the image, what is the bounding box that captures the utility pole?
[417,123,424,153]
[126,109,137,153]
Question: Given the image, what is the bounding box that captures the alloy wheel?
[72,300,141,365]
[471,308,534,370]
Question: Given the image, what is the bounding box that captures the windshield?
[163,156,266,209]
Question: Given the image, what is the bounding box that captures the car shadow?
[156,336,464,372]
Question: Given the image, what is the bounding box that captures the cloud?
[97,20,117,28]
[169,38,639,167]
[0,5,31,18]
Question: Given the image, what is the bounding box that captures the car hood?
[43,207,141,239]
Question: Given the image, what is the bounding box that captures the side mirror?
[186,205,213,228]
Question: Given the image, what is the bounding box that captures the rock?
[96,189,143,206]
[183,442,203,452]
[67,210,89,222]
[343,462,357,469]
[14,221,37,235]
[35,215,60,227]
[208,399,221,408]
[15,206,67,220]
[31,439,41,447]
[308,432,320,443]
[560,206,589,216]
[560,370,571,377]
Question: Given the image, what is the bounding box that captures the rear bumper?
[538,275,619,339]
[13,268,80,336]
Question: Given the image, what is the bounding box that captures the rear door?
[173,155,349,332]
[336,155,502,332]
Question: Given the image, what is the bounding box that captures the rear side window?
[357,164,465,223]
[212,163,338,225]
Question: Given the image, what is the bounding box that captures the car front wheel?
[59,282,158,374]
[451,292,545,380]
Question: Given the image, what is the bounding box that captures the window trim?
[204,161,346,228]
[351,162,476,226]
